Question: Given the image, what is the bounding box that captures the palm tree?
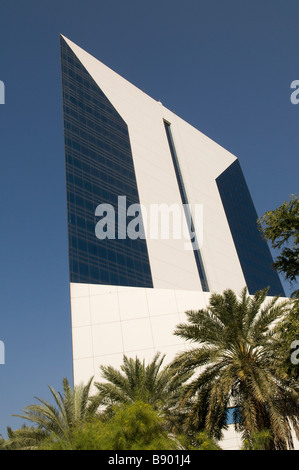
[170,287,299,449]
[1,425,48,450]
[10,377,96,449]
[93,353,190,422]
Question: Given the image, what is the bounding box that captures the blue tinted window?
[226,407,241,425]
[61,37,153,288]
[216,160,284,296]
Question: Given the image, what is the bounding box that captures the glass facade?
[60,37,153,287]
[216,160,284,296]
[164,121,209,292]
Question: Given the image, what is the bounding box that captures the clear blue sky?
[0,0,298,438]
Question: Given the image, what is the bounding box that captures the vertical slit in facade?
[164,121,209,292]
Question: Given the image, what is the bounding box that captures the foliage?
[242,429,273,450]
[170,287,299,449]
[0,425,48,450]
[93,353,190,427]
[258,194,299,297]
[95,401,179,450]
[179,430,222,450]
[193,432,222,450]
[40,402,180,450]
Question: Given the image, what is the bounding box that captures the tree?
[1,425,48,450]
[258,194,299,297]
[98,401,179,450]
[40,402,180,450]
[9,377,96,449]
[93,353,190,422]
[179,430,222,450]
[170,287,299,449]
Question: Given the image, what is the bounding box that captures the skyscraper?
[60,35,284,388]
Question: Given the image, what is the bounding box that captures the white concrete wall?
[70,282,211,385]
